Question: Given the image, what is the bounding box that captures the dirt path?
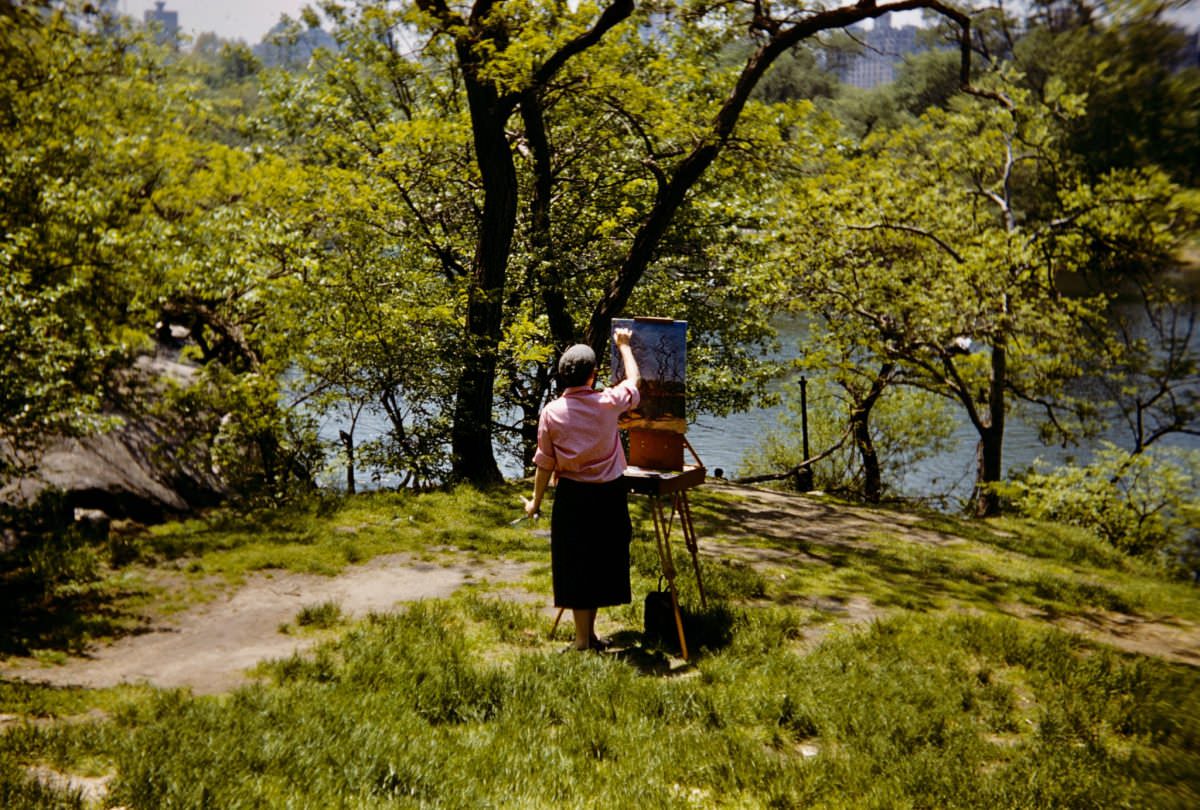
[1,553,535,695]
[698,483,1200,666]
[2,483,1196,696]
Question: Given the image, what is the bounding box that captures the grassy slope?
[2,483,1198,809]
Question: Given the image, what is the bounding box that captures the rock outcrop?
[1,356,227,529]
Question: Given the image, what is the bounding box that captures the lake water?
[316,303,1198,507]
[689,395,1095,506]
[690,306,1199,506]
[326,376,1111,506]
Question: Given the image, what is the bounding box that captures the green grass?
[685,488,1200,624]
[295,601,345,629]
[3,604,1196,808]
[138,486,546,581]
[2,483,1199,808]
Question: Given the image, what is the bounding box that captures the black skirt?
[550,476,632,609]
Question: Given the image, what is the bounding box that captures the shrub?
[1003,443,1199,570]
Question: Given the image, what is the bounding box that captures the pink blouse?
[533,380,641,483]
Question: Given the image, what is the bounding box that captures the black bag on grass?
[643,580,677,648]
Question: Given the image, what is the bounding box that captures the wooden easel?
[624,436,707,659]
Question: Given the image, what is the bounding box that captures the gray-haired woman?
[523,328,641,651]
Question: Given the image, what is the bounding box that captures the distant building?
[144,1,180,46]
[254,22,338,70]
[1181,30,1200,71]
[833,16,925,90]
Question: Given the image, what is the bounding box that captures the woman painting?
[523,328,641,651]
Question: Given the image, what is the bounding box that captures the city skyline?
[127,0,310,43]
[123,1,1199,45]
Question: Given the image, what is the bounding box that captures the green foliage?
[768,64,1200,514]
[744,42,840,104]
[0,0,1194,538]
[262,0,845,478]
[0,3,170,471]
[1002,443,1200,565]
[739,376,957,500]
[890,47,965,117]
[0,1,321,504]
[1015,5,1200,185]
[826,44,973,138]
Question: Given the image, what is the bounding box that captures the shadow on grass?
[0,572,150,658]
[600,603,737,675]
[684,489,1141,624]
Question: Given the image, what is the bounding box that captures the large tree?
[774,72,1197,516]
[280,0,975,485]
[0,2,176,476]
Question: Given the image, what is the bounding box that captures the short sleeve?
[532,412,557,470]
[608,378,640,411]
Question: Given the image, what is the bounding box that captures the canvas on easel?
[612,316,706,660]
[612,317,688,470]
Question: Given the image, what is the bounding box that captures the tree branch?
[533,0,635,89]
[846,222,967,263]
[733,425,852,485]
[585,0,973,354]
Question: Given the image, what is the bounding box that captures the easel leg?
[677,491,707,609]
[651,495,689,660]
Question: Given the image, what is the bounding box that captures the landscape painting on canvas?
[611,318,687,434]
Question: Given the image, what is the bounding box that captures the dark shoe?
[589,636,612,652]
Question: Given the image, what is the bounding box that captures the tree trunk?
[515,93,567,472]
[427,0,635,485]
[851,412,882,503]
[449,54,517,485]
[521,92,575,350]
[849,363,893,503]
[973,340,1006,517]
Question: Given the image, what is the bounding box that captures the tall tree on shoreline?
[774,72,1198,516]
[283,0,974,485]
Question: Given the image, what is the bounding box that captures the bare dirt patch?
[1001,602,1200,667]
[1,553,534,695]
[699,482,963,551]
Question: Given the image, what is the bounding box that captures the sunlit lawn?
[2,483,1198,808]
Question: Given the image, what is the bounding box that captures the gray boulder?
[1,356,227,529]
